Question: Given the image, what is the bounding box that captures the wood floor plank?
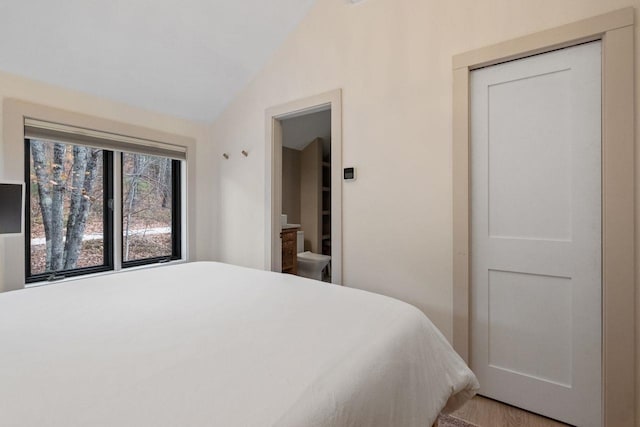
[452,396,570,427]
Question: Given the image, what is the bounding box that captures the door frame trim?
[265,89,343,284]
[452,8,635,426]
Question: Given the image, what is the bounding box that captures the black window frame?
[24,139,183,284]
[24,138,114,283]
[120,155,182,268]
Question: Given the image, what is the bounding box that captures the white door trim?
[265,89,343,284]
[452,8,635,426]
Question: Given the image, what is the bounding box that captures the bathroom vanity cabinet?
[281,227,299,275]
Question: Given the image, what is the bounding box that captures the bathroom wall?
[300,138,322,252]
[282,147,301,224]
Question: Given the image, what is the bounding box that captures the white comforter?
[0,262,478,427]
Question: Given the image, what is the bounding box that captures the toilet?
[296,230,331,281]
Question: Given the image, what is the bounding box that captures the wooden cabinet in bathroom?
[280,227,299,275]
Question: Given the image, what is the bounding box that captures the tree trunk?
[30,141,54,270]
[161,158,171,208]
[49,143,67,271]
[63,147,100,270]
[30,141,67,272]
[123,154,145,261]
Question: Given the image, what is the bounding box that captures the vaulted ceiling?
[0,0,317,121]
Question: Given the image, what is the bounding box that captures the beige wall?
[208,0,640,422]
[0,70,211,291]
[282,147,301,224]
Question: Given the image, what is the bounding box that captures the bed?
[0,262,478,426]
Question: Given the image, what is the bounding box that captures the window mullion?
[113,151,123,271]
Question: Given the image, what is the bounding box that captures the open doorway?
[265,90,342,284]
[280,110,332,281]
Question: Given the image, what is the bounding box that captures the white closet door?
[470,41,602,427]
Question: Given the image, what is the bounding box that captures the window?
[122,153,181,267]
[25,140,113,281]
[25,132,183,284]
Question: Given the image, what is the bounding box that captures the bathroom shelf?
[322,152,332,259]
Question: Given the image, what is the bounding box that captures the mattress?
[0,262,478,426]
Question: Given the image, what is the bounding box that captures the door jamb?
[452,8,635,427]
[265,89,343,284]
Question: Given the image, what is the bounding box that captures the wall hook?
[222,153,229,159]
[241,150,249,157]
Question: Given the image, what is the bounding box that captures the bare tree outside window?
[26,139,180,282]
[28,140,105,275]
[122,153,173,262]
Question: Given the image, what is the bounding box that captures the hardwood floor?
[451,396,570,427]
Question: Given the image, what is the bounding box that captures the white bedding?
[0,262,478,427]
